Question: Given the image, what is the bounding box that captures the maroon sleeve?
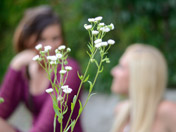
[0,66,23,119]
[29,59,83,132]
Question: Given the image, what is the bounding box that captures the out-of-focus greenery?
[0,0,176,93]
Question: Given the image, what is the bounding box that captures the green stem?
[71,56,103,132]
[54,114,57,132]
[60,101,63,132]
[64,57,92,131]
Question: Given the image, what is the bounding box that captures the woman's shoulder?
[158,100,176,116]
[157,100,176,129]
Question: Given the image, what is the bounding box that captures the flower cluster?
[32,44,73,95]
[61,85,72,94]
[32,15,115,132]
[33,44,70,65]
[84,16,115,49]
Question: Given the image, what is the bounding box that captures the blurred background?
[1,0,176,92]
[1,0,176,132]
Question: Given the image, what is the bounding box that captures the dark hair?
[13,5,65,53]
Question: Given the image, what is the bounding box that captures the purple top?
[0,58,83,132]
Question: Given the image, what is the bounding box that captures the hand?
[10,49,37,71]
[0,117,16,132]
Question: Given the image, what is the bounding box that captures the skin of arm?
[0,49,36,132]
[0,117,16,132]
[159,101,176,132]
[10,50,36,71]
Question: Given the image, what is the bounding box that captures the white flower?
[57,95,63,101]
[94,39,102,44]
[40,51,46,54]
[61,85,69,89]
[102,27,110,32]
[47,56,57,61]
[55,49,59,53]
[101,42,108,46]
[61,85,72,94]
[44,46,52,52]
[67,48,71,52]
[95,43,102,48]
[58,45,66,50]
[108,39,115,45]
[95,16,103,21]
[60,70,67,74]
[88,18,95,22]
[92,30,99,35]
[100,27,104,31]
[99,23,105,26]
[56,53,62,59]
[84,24,92,30]
[63,87,72,94]
[35,44,42,50]
[65,66,72,71]
[46,88,53,94]
[32,55,40,61]
[109,23,114,30]
[50,61,57,65]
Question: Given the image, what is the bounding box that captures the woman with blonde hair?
[110,43,176,132]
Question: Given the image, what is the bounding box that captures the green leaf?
[84,75,89,82]
[57,113,63,123]
[88,81,93,93]
[71,120,76,131]
[99,66,104,73]
[78,100,83,115]
[53,100,61,117]
[87,44,92,51]
[89,93,96,99]
[77,71,83,80]
[71,95,77,111]
[64,120,76,132]
[94,59,99,68]
[86,51,91,57]
[63,106,68,115]
[64,60,68,65]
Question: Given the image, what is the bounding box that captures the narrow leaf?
[99,66,104,73]
[86,51,91,57]
[88,81,93,93]
[71,95,77,111]
[77,71,83,80]
[84,75,89,82]
[78,100,83,115]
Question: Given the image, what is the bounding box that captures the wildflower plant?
[32,16,115,132]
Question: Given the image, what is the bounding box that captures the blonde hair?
[111,44,168,132]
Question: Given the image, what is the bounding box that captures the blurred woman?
[0,5,83,132]
[110,44,176,132]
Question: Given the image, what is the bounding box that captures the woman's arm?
[0,67,23,118]
[0,67,24,132]
[0,50,36,132]
[10,50,36,71]
[0,117,16,132]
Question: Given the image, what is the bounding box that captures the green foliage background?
[0,0,176,93]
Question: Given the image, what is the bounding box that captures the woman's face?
[38,24,63,54]
[111,54,129,94]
